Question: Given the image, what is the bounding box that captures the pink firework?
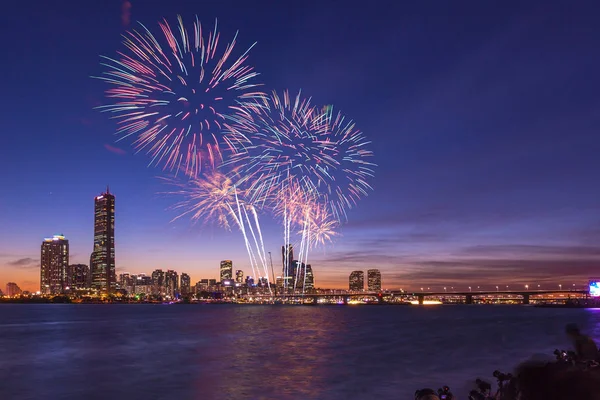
[95,15,264,177]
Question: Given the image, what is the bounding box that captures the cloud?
[312,240,600,289]
[7,258,39,268]
[459,244,600,257]
[104,144,127,155]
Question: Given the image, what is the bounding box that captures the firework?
[161,170,271,293]
[302,201,339,248]
[161,170,240,230]
[95,16,264,177]
[226,90,375,221]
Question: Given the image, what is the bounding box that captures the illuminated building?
[40,234,70,294]
[281,245,294,290]
[257,277,269,287]
[134,274,152,295]
[367,269,382,291]
[304,265,314,291]
[180,273,191,295]
[235,270,244,283]
[91,187,116,294]
[196,279,209,293]
[220,260,233,282]
[289,261,314,291]
[349,271,364,291]
[151,269,164,294]
[119,273,130,287]
[5,282,22,297]
[276,276,283,289]
[69,264,90,289]
[245,276,255,286]
[208,279,217,288]
[165,270,179,297]
[222,279,235,291]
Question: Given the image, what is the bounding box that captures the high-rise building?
[165,270,179,297]
[5,282,22,297]
[367,269,382,291]
[91,187,116,294]
[180,273,191,295]
[119,273,134,292]
[287,261,315,292]
[349,271,364,291]
[220,260,233,282]
[304,264,314,291]
[235,270,244,284]
[69,264,90,289]
[133,274,152,295]
[40,234,70,295]
[282,245,294,290]
[151,269,164,294]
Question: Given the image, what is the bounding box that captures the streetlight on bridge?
[559,284,562,290]
[496,286,499,292]
[468,286,472,292]
[525,284,529,290]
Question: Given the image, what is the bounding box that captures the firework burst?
[95,15,264,177]
[227,90,375,221]
[161,170,240,230]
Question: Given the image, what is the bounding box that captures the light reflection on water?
[0,304,599,399]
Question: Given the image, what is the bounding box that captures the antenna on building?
[106,185,110,194]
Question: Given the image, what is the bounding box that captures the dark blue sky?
[2,0,600,290]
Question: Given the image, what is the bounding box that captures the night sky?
[2,1,600,291]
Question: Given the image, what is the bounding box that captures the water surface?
[1,304,598,399]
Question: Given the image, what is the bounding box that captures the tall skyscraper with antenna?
[91,186,116,294]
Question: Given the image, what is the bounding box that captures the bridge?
[247,289,589,305]
[394,289,590,305]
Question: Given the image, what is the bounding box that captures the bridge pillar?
[418,295,424,305]
[343,296,348,305]
[465,294,473,305]
[310,296,318,305]
[523,294,530,305]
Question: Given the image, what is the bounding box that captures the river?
[0,304,598,399]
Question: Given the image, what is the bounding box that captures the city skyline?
[3,1,600,291]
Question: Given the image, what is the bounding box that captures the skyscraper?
[235,270,244,284]
[40,234,70,294]
[349,271,364,291]
[220,260,233,282]
[165,270,179,297]
[281,245,294,290]
[180,273,191,295]
[69,264,90,289]
[91,187,116,294]
[367,269,382,291]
